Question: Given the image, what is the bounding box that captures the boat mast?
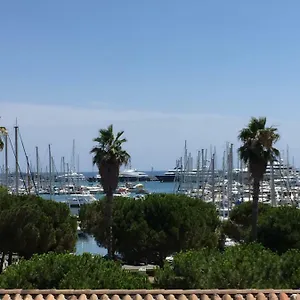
[227,144,233,210]
[196,151,200,198]
[49,144,52,200]
[14,124,19,195]
[62,156,66,187]
[221,150,226,218]
[36,146,39,195]
[270,158,276,206]
[240,155,244,201]
[4,132,8,188]
[204,149,208,193]
[201,148,205,197]
[212,152,215,204]
[27,160,30,193]
[286,145,291,202]
[183,141,187,186]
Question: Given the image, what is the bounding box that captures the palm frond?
[238,128,254,142]
[91,124,130,168]
[249,117,266,132]
[238,117,280,178]
[115,130,125,142]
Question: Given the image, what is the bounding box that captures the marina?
[0,126,299,255]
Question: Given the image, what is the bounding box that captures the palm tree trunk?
[8,251,13,265]
[251,177,260,241]
[106,191,114,259]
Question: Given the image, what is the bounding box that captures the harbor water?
[42,173,175,255]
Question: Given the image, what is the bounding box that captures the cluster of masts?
[173,141,300,217]
[0,125,82,198]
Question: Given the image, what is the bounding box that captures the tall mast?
[240,155,244,201]
[286,145,290,201]
[183,141,187,185]
[222,150,226,218]
[270,158,276,206]
[62,156,66,186]
[14,124,19,195]
[227,144,233,209]
[36,146,39,194]
[49,144,52,200]
[212,152,215,204]
[201,149,205,197]
[196,150,200,198]
[4,133,8,188]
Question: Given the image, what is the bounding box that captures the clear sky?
[1,1,300,171]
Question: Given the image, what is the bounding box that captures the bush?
[257,205,300,254]
[0,194,77,261]
[155,244,300,289]
[80,194,221,265]
[155,243,285,289]
[280,249,300,288]
[0,252,151,289]
[223,202,300,254]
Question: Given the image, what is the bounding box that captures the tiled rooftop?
[0,290,300,300]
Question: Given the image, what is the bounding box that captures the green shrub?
[155,244,282,289]
[0,252,151,289]
[223,202,300,254]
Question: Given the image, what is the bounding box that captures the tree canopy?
[222,201,300,254]
[79,194,221,266]
[238,117,280,178]
[91,124,130,194]
[0,194,77,271]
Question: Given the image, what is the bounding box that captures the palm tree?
[91,124,130,259]
[238,117,280,241]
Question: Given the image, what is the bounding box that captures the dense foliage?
[0,193,77,271]
[223,201,300,254]
[0,252,151,289]
[222,201,271,243]
[80,194,221,265]
[155,243,300,289]
[0,186,8,197]
[3,244,300,289]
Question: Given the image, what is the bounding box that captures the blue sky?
[1,1,300,171]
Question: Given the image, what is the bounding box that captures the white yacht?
[63,193,97,208]
[155,167,217,183]
[119,169,150,182]
[87,170,150,182]
[56,172,86,182]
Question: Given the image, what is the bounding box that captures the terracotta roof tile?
[246,294,255,300]
[1,291,300,300]
[279,294,289,300]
